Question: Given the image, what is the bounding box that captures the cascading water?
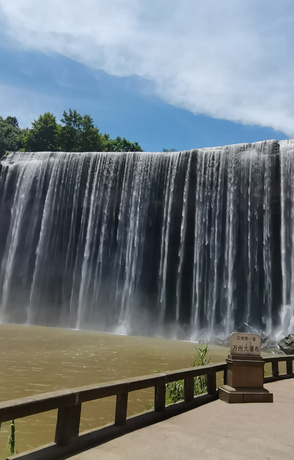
[0,140,287,340]
[279,140,294,337]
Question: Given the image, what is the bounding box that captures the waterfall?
[0,140,287,339]
[279,140,294,336]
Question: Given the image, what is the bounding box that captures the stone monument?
[219,332,273,403]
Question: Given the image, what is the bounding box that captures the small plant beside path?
[7,419,16,456]
[166,344,210,404]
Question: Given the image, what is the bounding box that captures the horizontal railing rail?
[1,355,294,460]
[0,363,226,460]
[263,355,294,382]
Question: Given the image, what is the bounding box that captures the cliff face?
[0,141,290,340]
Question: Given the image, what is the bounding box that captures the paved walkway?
[69,380,294,460]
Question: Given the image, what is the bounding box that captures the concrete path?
[69,380,294,460]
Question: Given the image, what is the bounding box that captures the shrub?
[165,344,210,404]
[7,419,16,456]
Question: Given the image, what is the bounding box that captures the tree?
[5,116,19,128]
[0,116,24,158]
[59,109,81,151]
[0,110,144,157]
[79,114,104,151]
[24,112,59,151]
[0,121,5,159]
[104,136,143,152]
[59,109,104,152]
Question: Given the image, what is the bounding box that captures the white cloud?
[0,0,294,135]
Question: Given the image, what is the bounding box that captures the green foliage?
[59,109,80,151]
[0,126,5,159]
[192,343,210,367]
[79,114,104,152]
[165,344,210,404]
[24,112,59,152]
[0,110,143,156]
[7,419,16,456]
[105,136,143,152]
[0,116,25,158]
[59,109,104,152]
[165,379,185,404]
[193,344,211,394]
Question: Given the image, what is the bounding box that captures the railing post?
[286,358,293,375]
[55,404,81,447]
[115,392,128,425]
[184,376,194,402]
[272,360,279,378]
[223,367,227,385]
[155,377,166,412]
[206,371,216,395]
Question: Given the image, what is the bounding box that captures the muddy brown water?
[0,324,229,458]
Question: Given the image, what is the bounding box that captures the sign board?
[230,332,261,356]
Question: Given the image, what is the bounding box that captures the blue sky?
[0,0,293,152]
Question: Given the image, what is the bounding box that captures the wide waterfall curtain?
[0,140,288,340]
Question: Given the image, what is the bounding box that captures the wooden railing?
[263,355,294,382]
[0,363,226,460]
[1,355,294,460]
